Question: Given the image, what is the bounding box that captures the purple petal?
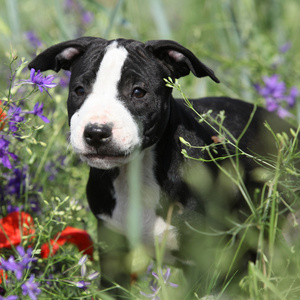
[40,115,50,123]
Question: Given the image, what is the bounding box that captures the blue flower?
[279,42,291,53]
[21,275,41,300]
[0,296,19,300]
[0,136,18,169]
[27,102,50,123]
[7,105,25,133]
[152,268,178,288]
[25,31,43,48]
[0,246,37,280]
[20,68,57,96]
[0,256,24,280]
[140,267,178,300]
[255,74,298,118]
[16,245,37,267]
[75,280,91,291]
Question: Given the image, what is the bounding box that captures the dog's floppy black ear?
[28,37,104,72]
[145,40,220,83]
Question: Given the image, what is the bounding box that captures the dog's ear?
[28,37,105,72]
[145,40,220,83]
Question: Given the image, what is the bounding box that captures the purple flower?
[279,42,291,53]
[0,256,24,280]
[20,69,57,96]
[6,167,27,197]
[0,136,18,169]
[285,86,298,107]
[16,246,37,267]
[75,280,91,290]
[59,71,71,88]
[82,11,94,24]
[140,267,178,300]
[27,102,50,123]
[7,106,25,133]
[152,268,178,288]
[255,75,286,99]
[25,31,42,48]
[0,246,37,280]
[21,275,41,300]
[255,74,298,119]
[0,296,18,300]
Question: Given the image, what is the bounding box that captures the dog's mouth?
[84,152,129,160]
[79,149,134,168]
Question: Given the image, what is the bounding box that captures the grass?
[0,0,300,299]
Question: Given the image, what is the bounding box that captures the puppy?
[29,37,296,295]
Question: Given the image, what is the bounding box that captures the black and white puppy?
[29,37,293,291]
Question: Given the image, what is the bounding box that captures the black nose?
[84,123,112,147]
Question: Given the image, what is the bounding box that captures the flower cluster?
[255,74,298,118]
[0,245,40,300]
[254,43,299,119]
[0,211,95,299]
[64,255,99,291]
[0,68,56,169]
[140,267,178,300]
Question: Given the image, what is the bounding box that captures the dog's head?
[29,37,219,169]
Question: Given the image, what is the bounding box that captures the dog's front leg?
[96,219,131,297]
[86,167,131,296]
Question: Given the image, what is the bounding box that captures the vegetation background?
[0,0,300,299]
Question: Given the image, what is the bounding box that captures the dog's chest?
[97,149,179,253]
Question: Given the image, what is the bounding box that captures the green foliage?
[0,0,300,299]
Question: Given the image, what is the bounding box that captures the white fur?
[97,148,179,256]
[70,41,142,169]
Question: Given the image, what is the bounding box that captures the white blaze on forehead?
[91,41,128,102]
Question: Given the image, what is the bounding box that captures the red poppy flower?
[0,100,6,130]
[0,212,35,248]
[41,226,94,259]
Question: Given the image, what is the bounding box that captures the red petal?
[0,269,7,284]
[41,226,94,259]
[0,212,35,248]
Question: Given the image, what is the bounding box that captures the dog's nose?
[84,123,112,147]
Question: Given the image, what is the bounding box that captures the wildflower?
[20,68,57,96]
[0,136,18,169]
[7,106,25,133]
[15,245,37,267]
[152,268,178,288]
[5,167,27,197]
[82,11,94,24]
[27,102,50,123]
[0,255,25,280]
[0,295,18,300]
[59,71,71,88]
[279,42,291,53]
[140,267,178,300]
[0,246,36,280]
[87,271,99,280]
[25,31,42,48]
[0,212,35,248]
[41,226,94,259]
[78,254,88,277]
[44,156,66,181]
[75,280,91,291]
[255,74,298,118]
[0,101,6,130]
[21,274,41,300]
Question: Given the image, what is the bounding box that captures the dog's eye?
[75,86,85,97]
[132,88,146,99]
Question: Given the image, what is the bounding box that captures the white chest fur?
[97,148,179,254]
